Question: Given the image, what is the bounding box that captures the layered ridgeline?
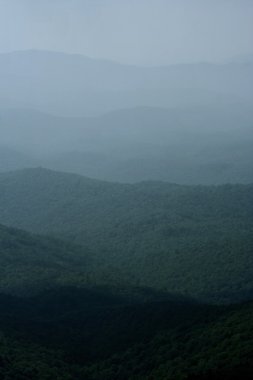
[0,48,252,380]
[0,221,252,378]
[1,52,252,184]
[0,168,252,303]
[0,50,252,116]
[0,169,252,379]
[0,223,252,379]
[1,105,253,184]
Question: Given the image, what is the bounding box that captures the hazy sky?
[0,0,252,65]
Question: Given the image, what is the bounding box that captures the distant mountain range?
[1,104,252,184]
[1,50,253,380]
[0,50,252,116]
[1,50,252,185]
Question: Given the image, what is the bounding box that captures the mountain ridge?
[1,104,252,184]
[0,167,252,303]
[1,49,251,116]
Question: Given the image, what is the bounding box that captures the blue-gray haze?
[0,0,252,185]
[0,0,252,65]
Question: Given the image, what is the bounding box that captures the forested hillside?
[0,223,93,295]
[0,222,252,379]
[1,3,252,379]
[0,286,252,380]
[0,168,252,302]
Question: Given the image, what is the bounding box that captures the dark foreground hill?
[0,168,252,303]
[0,287,252,380]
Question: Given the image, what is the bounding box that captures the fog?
[0,0,252,185]
[0,3,253,377]
[0,0,253,65]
